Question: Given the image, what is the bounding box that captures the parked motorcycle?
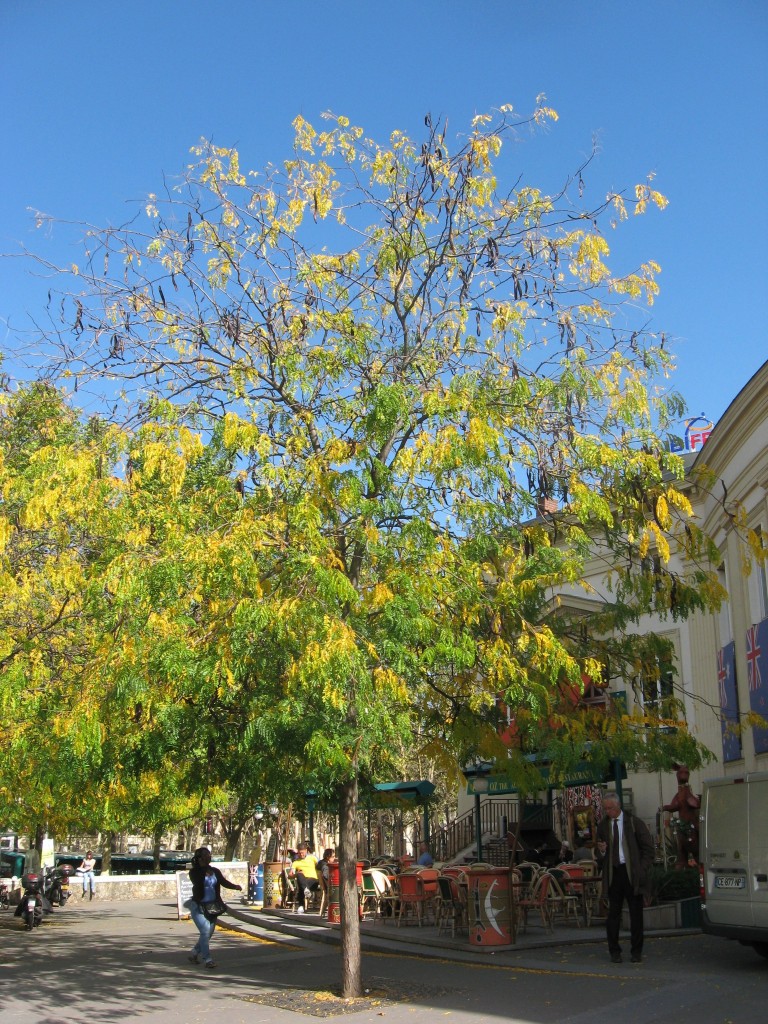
[44,863,74,906]
[14,873,52,930]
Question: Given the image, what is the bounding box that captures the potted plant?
[629,865,700,928]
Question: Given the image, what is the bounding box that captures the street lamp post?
[463,762,492,864]
[472,777,490,863]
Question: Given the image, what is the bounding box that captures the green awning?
[368,780,436,807]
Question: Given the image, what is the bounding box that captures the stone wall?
[71,863,248,903]
[90,876,178,901]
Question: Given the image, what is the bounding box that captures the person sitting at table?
[416,842,434,867]
[573,843,594,862]
[318,848,336,888]
[558,840,574,864]
[524,842,547,866]
[289,842,320,913]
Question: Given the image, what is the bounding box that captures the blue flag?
[747,618,768,755]
[718,641,742,763]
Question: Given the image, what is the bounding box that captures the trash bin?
[247,862,264,906]
[467,868,514,946]
[327,862,365,923]
[263,861,283,908]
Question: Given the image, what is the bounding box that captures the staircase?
[433,799,555,865]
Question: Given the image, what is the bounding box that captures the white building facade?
[456,361,768,854]
[586,360,768,833]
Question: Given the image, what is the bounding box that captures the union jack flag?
[747,618,768,755]
[747,624,762,692]
[718,648,729,707]
[718,641,741,762]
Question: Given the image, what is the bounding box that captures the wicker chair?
[359,871,379,920]
[368,868,397,922]
[436,875,467,937]
[546,871,582,926]
[518,871,554,933]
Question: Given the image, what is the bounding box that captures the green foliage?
[1,106,728,874]
[649,865,700,902]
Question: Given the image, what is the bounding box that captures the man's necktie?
[612,820,621,866]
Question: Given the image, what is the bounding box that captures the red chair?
[419,868,439,893]
[441,866,468,883]
[518,872,554,933]
[396,872,432,926]
[560,864,600,925]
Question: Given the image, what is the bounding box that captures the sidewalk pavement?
[226,900,701,966]
[1,896,730,1024]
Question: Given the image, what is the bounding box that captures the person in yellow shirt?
[290,842,319,913]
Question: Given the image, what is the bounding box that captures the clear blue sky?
[1,0,765,426]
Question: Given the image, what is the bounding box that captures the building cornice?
[692,360,768,478]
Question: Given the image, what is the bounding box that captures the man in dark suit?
[596,792,654,964]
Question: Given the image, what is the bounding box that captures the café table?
[561,872,603,926]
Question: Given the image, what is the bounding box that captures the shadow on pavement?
[2,900,766,1024]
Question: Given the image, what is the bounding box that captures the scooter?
[44,863,74,906]
[14,873,52,930]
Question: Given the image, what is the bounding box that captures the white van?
[700,771,768,959]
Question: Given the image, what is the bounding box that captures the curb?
[228,903,703,964]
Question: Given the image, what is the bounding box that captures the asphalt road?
[1,897,765,1024]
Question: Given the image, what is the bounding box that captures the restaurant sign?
[466,763,603,795]
[669,415,713,454]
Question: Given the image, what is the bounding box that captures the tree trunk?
[101,832,114,874]
[32,823,45,852]
[338,774,361,998]
[152,823,163,872]
[224,822,243,861]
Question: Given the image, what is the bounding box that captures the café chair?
[359,871,379,920]
[369,868,397,922]
[396,871,432,926]
[518,871,554,934]
[436,874,467,937]
[546,871,581,926]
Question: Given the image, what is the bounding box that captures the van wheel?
[753,942,768,960]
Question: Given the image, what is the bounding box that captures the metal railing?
[432,799,556,863]
[432,800,515,862]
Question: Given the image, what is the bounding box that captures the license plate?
[715,875,745,889]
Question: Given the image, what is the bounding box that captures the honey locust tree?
[0,386,261,850]
[84,424,307,857]
[0,382,126,844]
[23,102,723,993]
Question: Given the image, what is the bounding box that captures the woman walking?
[187,847,242,969]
